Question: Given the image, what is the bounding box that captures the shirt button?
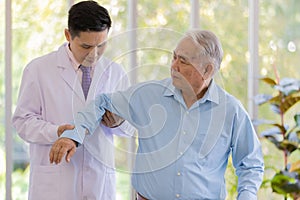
[186,111,189,114]
[179,152,183,155]
[177,172,181,176]
[176,194,180,198]
[183,131,186,135]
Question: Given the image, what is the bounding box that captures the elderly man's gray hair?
[185,30,224,71]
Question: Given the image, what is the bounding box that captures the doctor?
[12,1,135,200]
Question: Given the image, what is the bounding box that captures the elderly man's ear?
[203,64,214,79]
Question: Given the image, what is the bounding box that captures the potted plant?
[255,69,300,199]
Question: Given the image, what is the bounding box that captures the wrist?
[111,119,125,128]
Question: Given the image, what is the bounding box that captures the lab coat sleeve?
[12,66,59,144]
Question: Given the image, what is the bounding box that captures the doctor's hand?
[57,124,75,137]
[49,138,76,164]
[101,109,125,128]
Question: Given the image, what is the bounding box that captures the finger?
[56,143,72,164]
[49,146,54,163]
[58,124,75,136]
[101,114,109,126]
[53,145,63,164]
[57,146,68,164]
[51,142,62,164]
[105,113,114,124]
[105,110,116,122]
[63,124,75,131]
[56,139,76,164]
[66,146,76,163]
[102,113,114,126]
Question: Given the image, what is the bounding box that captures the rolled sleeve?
[237,190,257,200]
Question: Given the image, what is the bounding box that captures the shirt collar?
[65,43,80,71]
[199,80,219,105]
[65,43,96,70]
[163,79,220,105]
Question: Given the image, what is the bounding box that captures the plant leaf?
[279,78,300,88]
[289,160,300,173]
[261,126,283,137]
[280,94,300,114]
[260,77,277,86]
[272,123,287,134]
[270,104,281,114]
[268,94,282,105]
[279,139,298,153]
[271,171,300,195]
[252,119,275,126]
[294,114,300,127]
[261,127,283,148]
[287,132,299,143]
[254,94,273,105]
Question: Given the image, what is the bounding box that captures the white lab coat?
[12,44,135,200]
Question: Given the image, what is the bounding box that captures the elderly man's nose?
[171,59,180,71]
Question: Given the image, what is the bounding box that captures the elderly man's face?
[171,37,208,94]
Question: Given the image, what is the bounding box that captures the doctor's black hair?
[68,0,112,39]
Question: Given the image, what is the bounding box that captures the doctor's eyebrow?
[97,42,106,48]
[81,42,107,49]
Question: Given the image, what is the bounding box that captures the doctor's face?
[65,29,108,66]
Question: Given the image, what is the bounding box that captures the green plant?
[255,68,300,199]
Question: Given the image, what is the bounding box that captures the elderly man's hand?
[101,109,125,128]
[49,138,76,164]
[57,124,75,137]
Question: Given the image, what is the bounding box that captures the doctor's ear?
[64,29,72,42]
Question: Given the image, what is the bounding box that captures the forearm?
[233,114,264,199]
[236,165,264,200]
[60,94,113,144]
[237,190,257,200]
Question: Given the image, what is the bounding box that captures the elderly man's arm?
[49,94,113,164]
[232,112,264,200]
[49,91,135,164]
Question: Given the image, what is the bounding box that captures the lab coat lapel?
[56,45,85,103]
[59,66,85,102]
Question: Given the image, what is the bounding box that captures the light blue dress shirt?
[62,78,264,200]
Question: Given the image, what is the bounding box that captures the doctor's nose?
[88,47,97,57]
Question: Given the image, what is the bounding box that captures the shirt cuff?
[115,120,136,137]
[237,190,257,200]
[60,126,86,145]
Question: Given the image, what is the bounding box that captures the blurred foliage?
[1,0,300,199]
[255,74,300,199]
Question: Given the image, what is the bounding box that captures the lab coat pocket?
[30,165,60,200]
[30,165,75,200]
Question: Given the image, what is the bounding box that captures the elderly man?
[50,29,264,200]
